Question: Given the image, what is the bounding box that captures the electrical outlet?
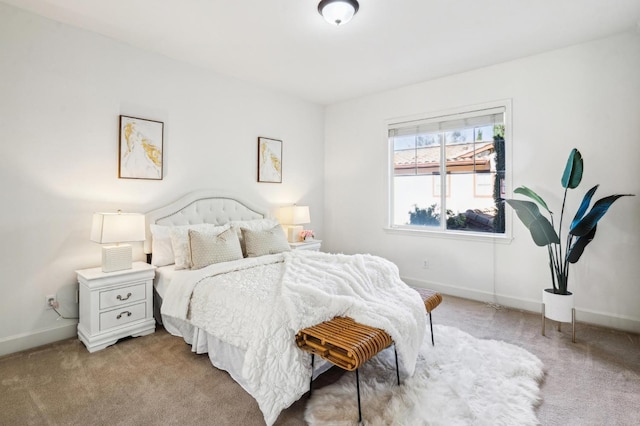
[45,294,57,309]
[422,259,430,269]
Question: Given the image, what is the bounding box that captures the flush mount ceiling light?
[318,0,360,26]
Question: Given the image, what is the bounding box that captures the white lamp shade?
[278,205,311,225]
[91,212,146,244]
[318,0,359,26]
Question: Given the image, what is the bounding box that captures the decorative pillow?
[149,224,175,267]
[230,218,280,256]
[241,225,291,257]
[189,228,243,270]
[170,223,230,269]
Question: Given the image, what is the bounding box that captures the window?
[389,102,508,235]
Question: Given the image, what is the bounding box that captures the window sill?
[383,226,513,244]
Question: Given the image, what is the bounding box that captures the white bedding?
[154,265,175,299]
[161,250,426,426]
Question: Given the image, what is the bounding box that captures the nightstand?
[77,262,156,353]
[289,239,322,251]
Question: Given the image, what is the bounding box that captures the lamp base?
[102,244,132,273]
[282,225,303,243]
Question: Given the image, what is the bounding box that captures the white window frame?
[385,99,513,242]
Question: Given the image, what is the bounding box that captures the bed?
[145,190,426,425]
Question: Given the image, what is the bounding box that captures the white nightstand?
[289,239,322,251]
[77,262,156,353]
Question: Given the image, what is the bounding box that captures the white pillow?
[230,218,279,232]
[149,224,175,267]
[241,225,291,257]
[170,223,230,269]
[230,218,280,256]
[189,228,243,270]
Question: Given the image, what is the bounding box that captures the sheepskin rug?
[305,325,544,425]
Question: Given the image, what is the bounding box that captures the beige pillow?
[241,225,291,257]
[170,223,230,269]
[189,228,243,270]
[230,218,280,256]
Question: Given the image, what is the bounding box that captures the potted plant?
[505,148,634,335]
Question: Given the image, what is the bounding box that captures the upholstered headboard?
[144,190,269,254]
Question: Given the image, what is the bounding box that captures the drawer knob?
[116,311,132,320]
[116,292,132,301]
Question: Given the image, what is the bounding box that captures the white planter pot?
[542,289,574,323]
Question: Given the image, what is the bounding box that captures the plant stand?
[541,289,576,343]
[541,304,576,343]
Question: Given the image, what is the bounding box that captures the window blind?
[389,107,505,137]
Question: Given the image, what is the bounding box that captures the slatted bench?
[296,317,398,423]
[296,288,442,423]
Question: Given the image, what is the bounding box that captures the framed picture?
[257,136,282,183]
[119,115,164,180]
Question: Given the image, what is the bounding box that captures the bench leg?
[356,368,362,423]
[309,354,314,398]
[394,344,400,386]
[429,312,435,346]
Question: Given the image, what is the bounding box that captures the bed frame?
[144,189,270,261]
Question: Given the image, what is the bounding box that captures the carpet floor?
[1,295,638,425]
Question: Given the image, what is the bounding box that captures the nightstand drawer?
[99,283,145,310]
[99,302,146,331]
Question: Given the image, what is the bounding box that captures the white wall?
[324,32,640,332]
[0,3,325,355]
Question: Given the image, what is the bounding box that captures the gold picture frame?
[257,137,282,183]
[118,115,164,180]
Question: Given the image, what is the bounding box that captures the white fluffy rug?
[305,325,544,426]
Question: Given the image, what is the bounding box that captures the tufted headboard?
[144,190,269,254]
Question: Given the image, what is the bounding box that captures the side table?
[77,262,156,352]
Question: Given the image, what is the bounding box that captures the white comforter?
[161,250,426,426]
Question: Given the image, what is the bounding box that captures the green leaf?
[505,199,560,246]
[571,185,599,229]
[561,148,583,189]
[570,194,635,236]
[505,199,539,228]
[567,226,597,263]
[528,216,561,246]
[514,186,552,213]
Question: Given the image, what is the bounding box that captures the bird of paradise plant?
[505,148,634,295]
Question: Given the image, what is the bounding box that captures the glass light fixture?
[318,0,359,26]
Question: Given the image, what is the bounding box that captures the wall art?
[119,115,164,180]
[257,136,282,183]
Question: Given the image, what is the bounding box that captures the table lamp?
[91,211,146,272]
[278,205,310,243]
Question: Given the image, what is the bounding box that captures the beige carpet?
[1,295,639,425]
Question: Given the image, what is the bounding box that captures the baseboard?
[403,276,640,334]
[572,308,640,334]
[0,321,78,357]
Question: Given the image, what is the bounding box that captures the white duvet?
[161,250,426,426]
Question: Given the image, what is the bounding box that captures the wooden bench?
[296,289,442,422]
[296,317,398,423]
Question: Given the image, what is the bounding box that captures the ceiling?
[4,0,640,105]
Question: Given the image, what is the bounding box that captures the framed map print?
[257,137,282,183]
[119,115,164,180]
